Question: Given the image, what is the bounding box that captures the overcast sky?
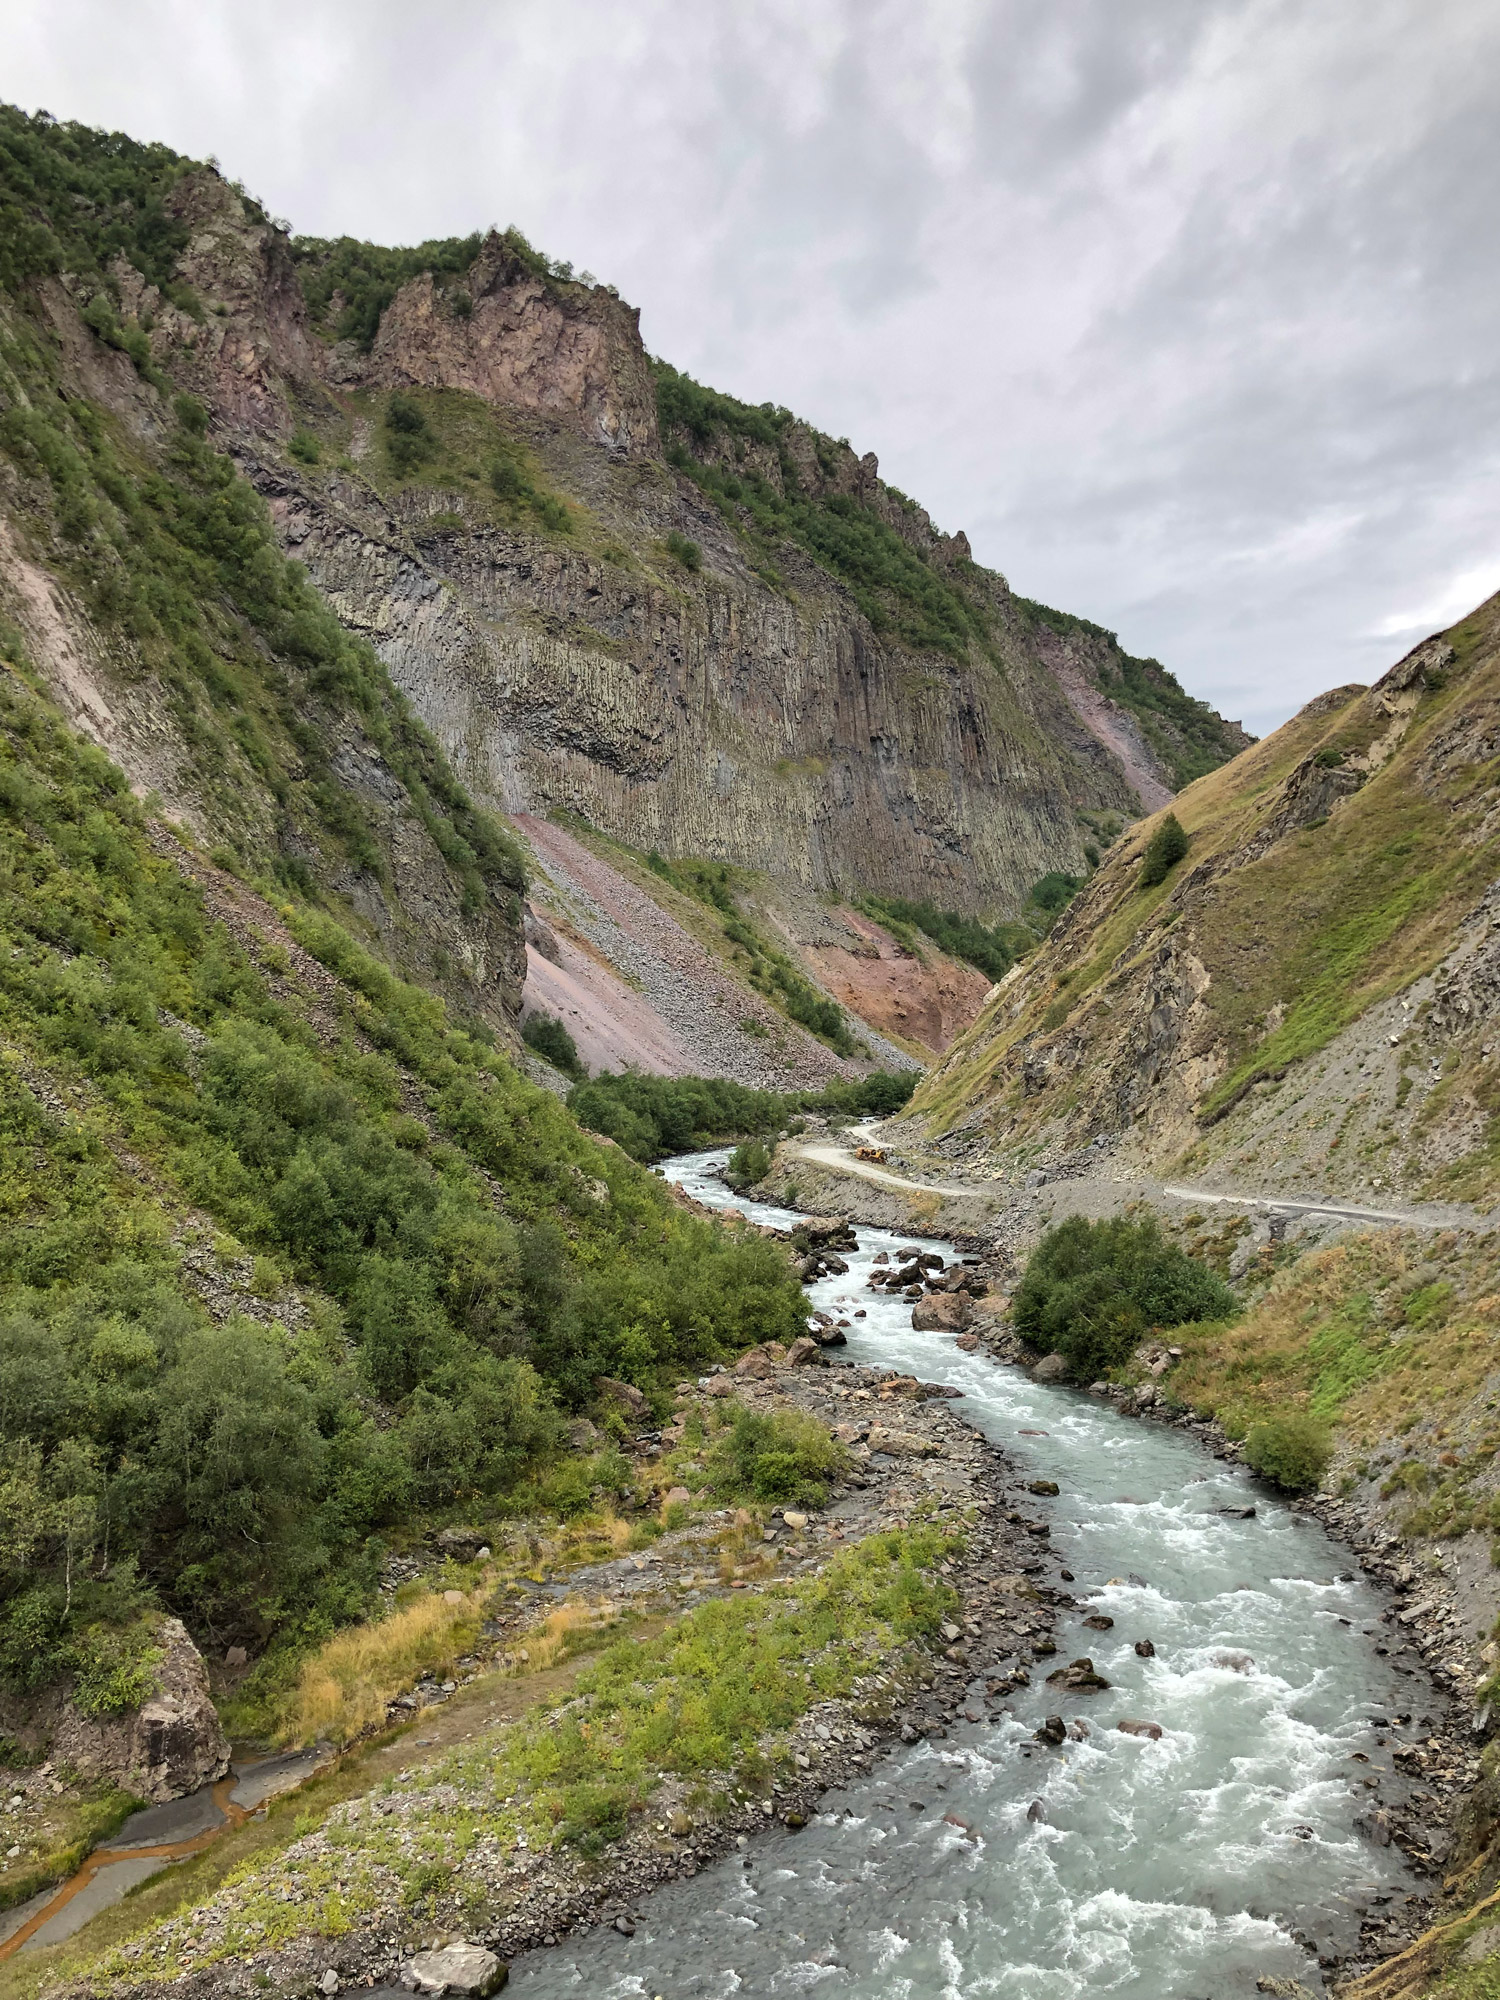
[5,0,1499,733]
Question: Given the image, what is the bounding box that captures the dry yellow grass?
[279,1591,482,1748]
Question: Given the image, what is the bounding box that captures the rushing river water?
[508,1147,1432,2000]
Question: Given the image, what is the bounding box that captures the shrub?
[1013,1215,1236,1380]
[568,1070,913,1162]
[172,393,208,436]
[1138,813,1189,889]
[384,393,432,474]
[705,1406,849,1507]
[288,429,320,465]
[490,458,527,501]
[1244,1414,1331,1494]
[725,1139,771,1189]
[665,531,702,573]
[522,1011,585,1080]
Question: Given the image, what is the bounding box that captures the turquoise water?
[507,1151,1426,1999]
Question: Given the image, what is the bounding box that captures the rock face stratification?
[123,168,1247,920]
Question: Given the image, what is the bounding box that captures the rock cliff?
[94,157,1247,924]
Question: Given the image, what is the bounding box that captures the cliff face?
[908,592,1500,1207]
[95,163,1248,922]
[365,235,659,453]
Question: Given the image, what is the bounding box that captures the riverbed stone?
[405,1943,506,1994]
[1031,1353,1068,1383]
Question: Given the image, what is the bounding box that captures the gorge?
[4,100,1500,2000]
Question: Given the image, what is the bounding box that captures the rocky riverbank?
[52,1354,1075,2000]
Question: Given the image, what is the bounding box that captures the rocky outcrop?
[52,1619,230,1804]
[366,236,657,453]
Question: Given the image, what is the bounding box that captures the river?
[507,1147,1429,2000]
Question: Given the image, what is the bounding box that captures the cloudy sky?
[5,0,1499,733]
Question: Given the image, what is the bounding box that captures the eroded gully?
[507,1149,1437,2000]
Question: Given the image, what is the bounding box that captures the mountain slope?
[0,106,1246,938]
[906,590,1500,1208]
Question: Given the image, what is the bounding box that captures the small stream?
[508,1147,1431,2000]
[0,1752,325,1961]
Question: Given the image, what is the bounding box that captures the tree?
[1139,813,1189,888]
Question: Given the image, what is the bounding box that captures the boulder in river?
[912,1292,970,1332]
[1117,1718,1164,1741]
[52,1615,230,1803]
[1033,1715,1067,1746]
[1028,1479,1060,1496]
[1031,1353,1069,1383]
[1046,1657,1110,1692]
[1134,1639,1156,1658]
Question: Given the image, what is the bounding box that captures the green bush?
[705,1406,849,1507]
[522,1011,585,1080]
[1013,1215,1236,1380]
[1243,1414,1331,1494]
[288,429,320,465]
[665,531,702,573]
[384,393,433,474]
[1139,813,1190,889]
[725,1139,772,1189]
[172,394,208,436]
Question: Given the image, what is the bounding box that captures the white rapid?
[507,1150,1430,2000]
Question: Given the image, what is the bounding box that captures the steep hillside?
[0,107,1247,943]
[908,591,1500,1207]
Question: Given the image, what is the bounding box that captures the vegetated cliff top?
[910,588,1500,1206]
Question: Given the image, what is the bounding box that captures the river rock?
[1046,1657,1110,1691]
[52,1616,230,1803]
[865,1425,941,1459]
[785,1336,819,1366]
[1214,1651,1256,1673]
[1134,1639,1156,1658]
[1083,1614,1114,1631]
[1034,1715,1067,1746]
[1025,1799,1047,1822]
[405,1943,506,1994]
[1117,1718,1164,1741]
[799,1217,857,1249]
[911,1293,970,1332]
[1028,1479,1060,1496]
[1031,1354,1068,1383]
